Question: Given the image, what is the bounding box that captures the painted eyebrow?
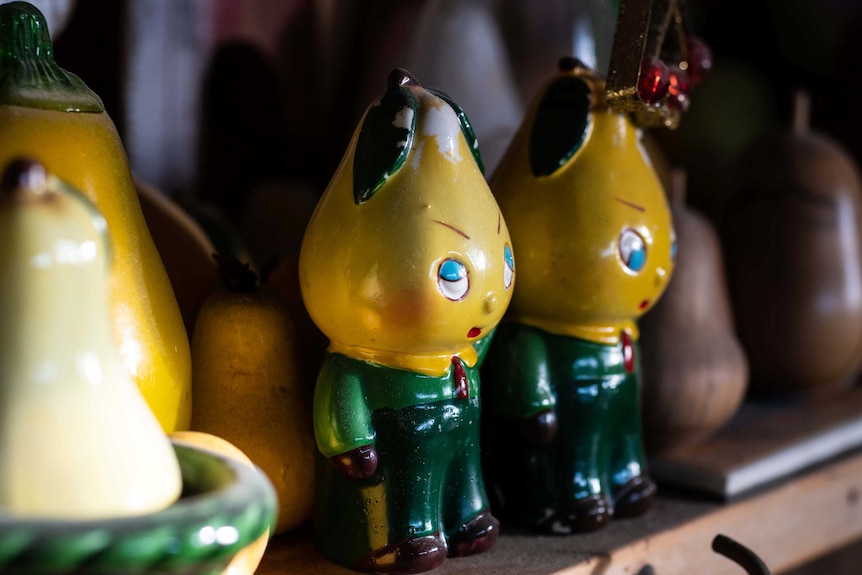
[433,219,470,240]
[614,196,645,212]
[497,212,501,234]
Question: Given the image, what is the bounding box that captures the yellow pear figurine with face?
[0,159,181,519]
[482,58,675,534]
[300,69,514,573]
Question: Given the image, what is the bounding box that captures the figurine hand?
[330,445,378,480]
[518,409,557,445]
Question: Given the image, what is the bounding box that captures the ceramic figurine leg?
[481,325,559,530]
[608,373,656,518]
[442,399,498,557]
[482,324,658,532]
[483,382,613,534]
[314,435,448,573]
[316,400,490,573]
[358,404,458,573]
[483,388,612,535]
[482,414,561,529]
[547,378,614,534]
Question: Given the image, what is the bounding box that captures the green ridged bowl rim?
[0,440,278,574]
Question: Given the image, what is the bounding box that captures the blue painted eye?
[503,244,514,290]
[619,228,646,273]
[438,259,469,301]
[670,229,678,262]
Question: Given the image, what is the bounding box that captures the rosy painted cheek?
[468,327,481,338]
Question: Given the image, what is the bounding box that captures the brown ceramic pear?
[640,172,749,454]
[723,93,862,395]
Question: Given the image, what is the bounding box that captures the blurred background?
[30,0,862,273]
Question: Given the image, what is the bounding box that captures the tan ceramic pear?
[723,92,862,395]
[0,159,182,519]
[639,172,749,453]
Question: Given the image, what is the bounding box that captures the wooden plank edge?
[649,411,862,499]
[554,451,862,575]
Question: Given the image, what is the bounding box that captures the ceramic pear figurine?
[0,159,182,519]
[723,92,862,396]
[0,1,191,432]
[482,57,675,534]
[299,68,515,573]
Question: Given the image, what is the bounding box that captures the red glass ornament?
[667,64,691,111]
[686,36,713,85]
[637,56,670,104]
[667,64,690,96]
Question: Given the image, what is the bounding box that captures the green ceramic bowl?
[0,440,277,575]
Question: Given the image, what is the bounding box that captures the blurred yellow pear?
[190,258,315,535]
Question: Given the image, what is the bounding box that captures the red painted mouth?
[639,300,650,310]
[468,327,482,338]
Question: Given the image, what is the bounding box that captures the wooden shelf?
[649,387,862,499]
[257,448,862,575]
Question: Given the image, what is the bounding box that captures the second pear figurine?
[482,58,676,534]
[299,69,514,573]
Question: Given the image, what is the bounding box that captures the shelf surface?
[649,386,862,499]
[257,448,862,575]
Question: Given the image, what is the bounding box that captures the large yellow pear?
[0,2,191,431]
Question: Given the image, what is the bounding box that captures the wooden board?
[649,386,862,499]
[256,449,862,575]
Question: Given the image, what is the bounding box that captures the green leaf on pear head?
[352,68,419,205]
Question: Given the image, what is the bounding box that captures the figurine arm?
[313,356,377,478]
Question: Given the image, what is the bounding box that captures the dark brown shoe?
[448,511,499,557]
[353,533,447,574]
[545,495,612,534]
[613,476,657,518]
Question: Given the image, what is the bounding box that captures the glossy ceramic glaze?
[482,58,675,534]
[0,159,182,519]
[0,1,191,432]
[0,441,277,575]
[299,68,513,573]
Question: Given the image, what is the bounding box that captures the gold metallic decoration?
[606,0,693,129]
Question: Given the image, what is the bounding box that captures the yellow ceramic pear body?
[0,3,191,431]
[481,60,675,535]
[492,75,674,342]
[300,69,513,572]
[300,75,514,374]
[0,160,182,519]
